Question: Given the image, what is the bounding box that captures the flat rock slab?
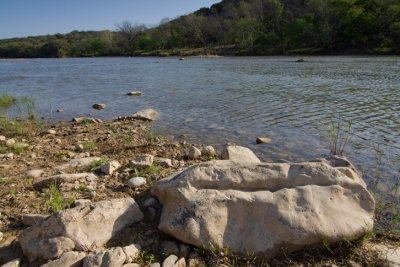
[152,158,375,259]
[56,157,101,171]
[33,173,97,190]
[18,198,144,263]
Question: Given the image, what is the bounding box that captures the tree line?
[1,0,399,58]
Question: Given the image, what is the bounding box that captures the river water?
[1,56,399,196]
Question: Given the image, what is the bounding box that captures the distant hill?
[1,0,400,58]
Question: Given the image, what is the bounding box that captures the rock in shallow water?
[151,156,375,259]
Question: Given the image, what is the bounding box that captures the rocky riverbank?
[0,115,399,267]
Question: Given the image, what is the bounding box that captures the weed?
[326,115,352,156]
[0,93,16,113]
[16,96,36,119]
[135,250,156,264]
[45,183,74,213]
[131,164,168,186]
[145,126,160,145]
[86,157,109,171]
[0,116,23,135]
[11,142,29,154]
[81,141,97,151]
[81,118,93,126]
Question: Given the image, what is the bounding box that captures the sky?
[0,0,220,39]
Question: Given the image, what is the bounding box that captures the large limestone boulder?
[18,198,144,263]
[152,158,375,259]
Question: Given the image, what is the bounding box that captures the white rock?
[46,129,57,135]
[150,263,161,267]
[21,214,48,226]
[55,157,101,171]
[202,146,216,157]
[0,135,6,142]
[370,244,400,266]
[0,231,3,242]
[33,173,98,190]
[41,251,86,267]
[0,153,14,160]
[187,146,201,160]
[40,236,76,260]
[18,198,144,263]
[155,158,173,167]
[100,160,121,175]
[127,91,142,96]
[75,143,84,152]
[152,159,375,260]
[74,199,92,207]
[130,108,159,121]
[220,145,261,163]
[130,154,154,168]
[101,247,126,267]
[256,137,272,144]
[162,255,178,267]
[127,177,147,188]
[26,169,44,178]
[0,259,20,267]
[174,257,186,267]
[123,244,141,263]
[123,264,141,267]
[5,138,15,147]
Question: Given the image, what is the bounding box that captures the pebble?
[5,138,15,147]
[127,91,142,96]
[46,129,57,135]
[26,169,44,178]
[127,177,147,188]
[162,255,178,267]
[75,143,84,151]
[0,135,6,142]
[56,108,64,112]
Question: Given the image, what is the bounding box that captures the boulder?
[21,213,48,226]
[130,109,159,121]
[151,159,375,259]
[100,160,121,175]
[33,173,97,190]
[56,157,101,171]
[220,145,260,163]
[187,146,201,160]
[92,103,106,110]
[18,198,144,263]
[41,251,86,267]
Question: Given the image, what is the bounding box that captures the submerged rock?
[130,108,159,121]
[152,157,375,259]
[256,137,272,144]
[92,103,106,110]
[127,91,142,96]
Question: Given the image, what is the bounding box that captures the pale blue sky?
[0,0,220,39]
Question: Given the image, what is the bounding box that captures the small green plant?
[45,183,74,213]
[86,157,109,171]
[0,116,24,135]
[11,142,29,154]
[326,115,352,156]
[81,141,97,151]
[0,93,16,113]
[81,118,93,126]
[135,250,156,264]
[145,126,160,145]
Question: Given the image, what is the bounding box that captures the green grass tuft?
[45,183,75,213]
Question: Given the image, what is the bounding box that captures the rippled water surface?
[1,56,400,192]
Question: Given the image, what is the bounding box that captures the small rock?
[155,158,173,167]
[187,146,201,160]
[75,143,84,151]
[92,103,106,110]
[127,177,147,188]
[21,214,48,226]
[142,197,159,208]
[130,154,154,168]
[102,247,126,267]
[127,91,142,96]
[0,153,14,160]
[202,146,216,157]
[74,199,92,207]
[130,108,159,121]
[5,138,15,147]
[220,145,261,163]
[174,257,186,267]
[55,138,62,144]
[123,264,141,267]
[33,173,98,190]
[123,244,141,263]
[162,255,178,267]
[100,160,121,175]
[256,137,272,144]
[26,169,44,178]
[0,231,3,241]
[46,129,57,135]
[0,135,6,142]
[56,109,64,112]
[150,263,161,267]
[0,259,20,267]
